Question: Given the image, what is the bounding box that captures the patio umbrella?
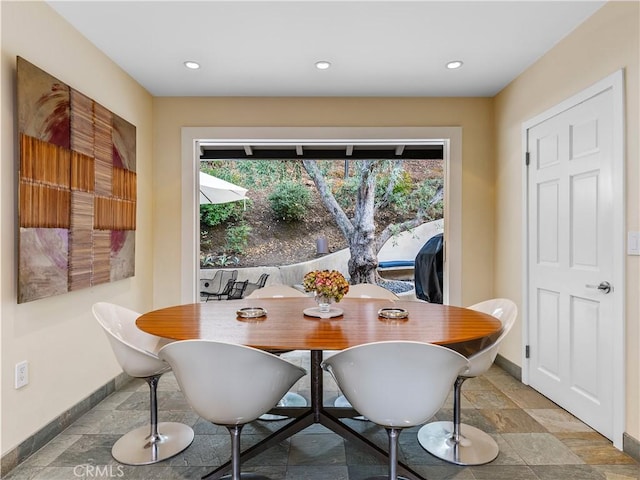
[199,171,248,205]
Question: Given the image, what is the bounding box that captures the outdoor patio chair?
[200,270,237,301]
[243,273,270,297]
[226,280,249,300]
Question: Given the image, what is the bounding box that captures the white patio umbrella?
[199,171,248,205]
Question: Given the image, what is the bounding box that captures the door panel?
[537,289,560,379]
[571,172,598,267]
[527,88,615,439]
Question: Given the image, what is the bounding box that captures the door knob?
[585,281,612,294]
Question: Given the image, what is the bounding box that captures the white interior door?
[525,72,624,446]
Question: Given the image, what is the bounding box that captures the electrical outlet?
[15,361,29,389]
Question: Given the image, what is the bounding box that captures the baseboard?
[495,354,640,462]
[1,372,131,477]
[623,432,640,463]
[494,353,522,381]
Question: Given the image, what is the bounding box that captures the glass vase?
[315,294,333,313]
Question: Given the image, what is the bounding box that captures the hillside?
[200,160,442,268]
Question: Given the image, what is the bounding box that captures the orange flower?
[302,270,349,302]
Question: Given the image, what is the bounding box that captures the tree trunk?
[348,234,379,284]
[348,161,379,284]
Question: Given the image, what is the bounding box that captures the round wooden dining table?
[137,297,502,480]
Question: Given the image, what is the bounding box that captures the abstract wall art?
[17,57,136,303]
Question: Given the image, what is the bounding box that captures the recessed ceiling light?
[446,60,463,70]
[315,61,331,70]
[184,61,200,70]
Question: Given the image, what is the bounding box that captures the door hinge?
[525,345,530,359]
[525,152,530,166]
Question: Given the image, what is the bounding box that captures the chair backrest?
[200,270,224,295]
[220,278,236,296]
[465,298,518,377]
[159,340,306,425]
[344,283,399,300]
[322,341,468,428]
[92,302,169,378]
[227,280,249,300]
[220,270,238,289]
[256,273,269,288]
[246,285,307,298]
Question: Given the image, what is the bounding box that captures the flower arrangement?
[302,269,350,302]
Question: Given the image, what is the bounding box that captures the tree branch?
[376,159,403,211]
[302,160,354,238]
[375,214,426,252]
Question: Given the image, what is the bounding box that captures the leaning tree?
[302,159,443,284]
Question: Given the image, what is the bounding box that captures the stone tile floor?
[5,351,639,480]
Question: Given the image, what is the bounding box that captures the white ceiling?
[47,1,605,97]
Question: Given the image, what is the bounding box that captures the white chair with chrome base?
[247,285,308,420]
[159,340,306,480]
[343,283,399,300]
[322,341,468,480]
[336,283,399,418]
[246,285,307,299]
[417,298,517,465]
[92,302,194,465]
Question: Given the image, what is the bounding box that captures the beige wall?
[153,97,495,308]
[494,2,639,441]
[1,2,154,455]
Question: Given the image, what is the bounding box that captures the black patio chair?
[244,273,270,297]
[210,278,236,301]
[226,280,249,300]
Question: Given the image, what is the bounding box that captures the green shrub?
[333,176,359,210]
[268,181,311,222]
[235,160,303,188]
[225,223,252,254]
[199,202,244,229]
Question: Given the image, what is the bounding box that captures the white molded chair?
[159,340,306,480]
[246,285,307,298]
[336,283,399,417]
[92,302,194,465]
[343,283,399,300]
[322,341,468,480]
[247,284,308,420]
[417,298,518,466]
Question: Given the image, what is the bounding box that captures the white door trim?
[181,126,463,306]
[521,69,626,448]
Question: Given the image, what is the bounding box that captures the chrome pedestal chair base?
[417,420,499,466]
[363,477,409,480]
[112,421,195,465]
[219,475,270,479]
[259,391,307,421]
[112,375,194,465]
